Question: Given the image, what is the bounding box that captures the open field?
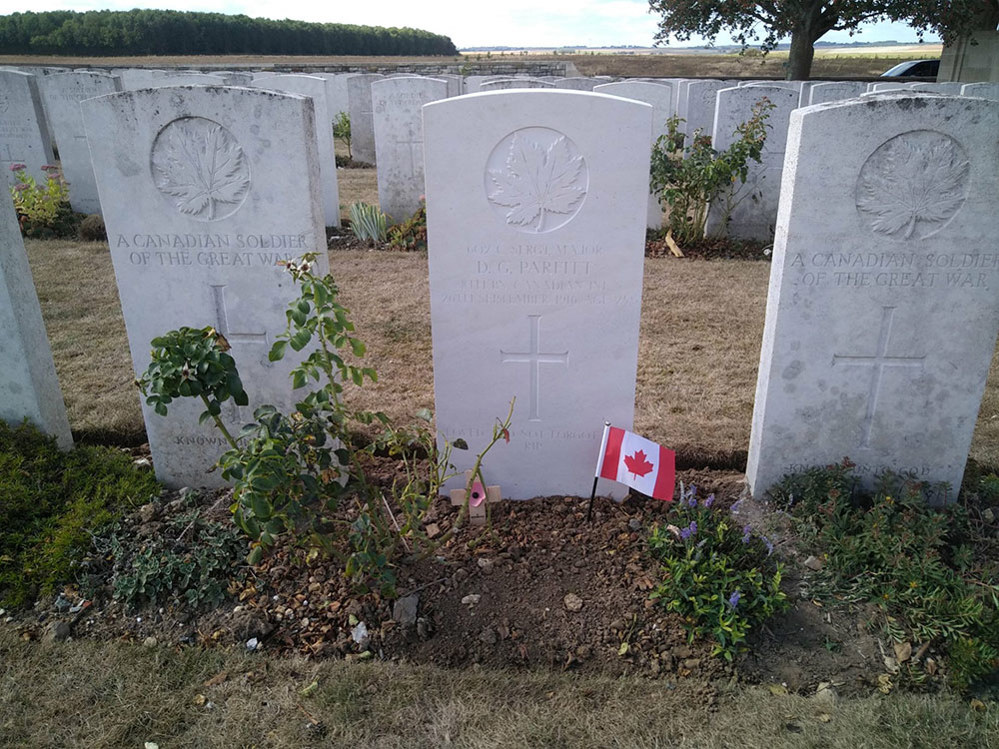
[0,49,939,79]
[2,628,997,749]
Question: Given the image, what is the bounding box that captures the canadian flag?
[595,424,675,501]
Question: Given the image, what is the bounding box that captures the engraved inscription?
[151,117,250,221]
[500,315,569,421]
[832,306,925,448]
[856,130,969,240]
[486,127,587,234]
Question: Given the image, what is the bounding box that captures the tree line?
[0,10,458,57]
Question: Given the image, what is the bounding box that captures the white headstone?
[434,74,464,97]
[747,94,999,499]
[479,79,555,91]
[347,73,384,164]
[152,72,226,87]
[594,81,672,229]
[554,77,597,91]
[0,71,55,188]
[705,85,799,241]
[0,191,73,449]
[961,82,999,100]
[808,81,867,105]
[82,86,328,488]
[372,77,447,223]
[39,72,121,214]
[248,74,341,227]
[909,82,965,95]
[425,90,652,499]
[679,80,728,138]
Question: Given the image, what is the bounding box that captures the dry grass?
[337,166,379,218]
[26,238,999,470]
[1,629,996,748]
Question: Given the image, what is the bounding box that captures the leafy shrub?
[649,98,773,244]
[648,484,788,660]
[348,202,387,245]
[0,421,160,608]
[387,199,427,251]
[139,254,510,596]
[769,461,999,691]
[8,163,77,239]
[78,213,106,241]
[93,500,247,610]
[333,111,351,161]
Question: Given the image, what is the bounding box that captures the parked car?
[881,59,940,77]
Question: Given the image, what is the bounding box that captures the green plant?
[333,111,351,161]
[769,461,999,692]
[648,484,788,660]
[0,421,160,608]
[93,502,247,610]
[387,199,427,251]
[8,163,76,239]
[138,254,512,597]
[348,202,387,245]
[649,98,773,244]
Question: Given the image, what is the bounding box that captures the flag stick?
[587,421,612,523]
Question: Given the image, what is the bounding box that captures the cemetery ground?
[4,168,999,744]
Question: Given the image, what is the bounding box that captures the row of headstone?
[3,82,997,509]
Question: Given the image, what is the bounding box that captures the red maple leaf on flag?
[624,449,655,479]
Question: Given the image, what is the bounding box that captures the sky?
[3,0,941,49]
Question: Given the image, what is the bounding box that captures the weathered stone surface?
[0,70,54,187]
[39,72,120,213]
[747,94,999,500]
[82,86,328,488]
[0,190,73,449]
[807,81,867,106]
[425,90,651,499]
[372,77,446,223]
[347,73,384,164]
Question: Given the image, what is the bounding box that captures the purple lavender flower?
[742,524,752,543]
[728,590,741,609]
[762,535,774,556]
[730,498,744,515]
[8,163,25,172]
[703,494,715,509]
[680,520,698,540]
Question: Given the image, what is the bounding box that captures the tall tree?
[647,0,999,80]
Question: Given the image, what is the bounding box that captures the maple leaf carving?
[856,135,969,240]
[623,449,655,479]
[487,133,585,232]
[152,118,250,221]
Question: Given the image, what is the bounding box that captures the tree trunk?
[786,27,816,80]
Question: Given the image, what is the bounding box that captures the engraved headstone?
[0,70,55,188]
[372,77,447,223]
[82,86,328,488]
[479,78,555,91]
[0,191,73,449]
[554,77,598,91]
[677,80,727,139]
[747,94,999,500]
[961,82,999,100]
[249,74,341,227]
[705,85,799,241]
[425,90,652,499]
[39,72,121,214]
[347,73,384,164]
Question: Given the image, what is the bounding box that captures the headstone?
[594,81,672,229]
[219,72,252,86]
[909,82,966,95]
[152,72,225,87]
[347,73,384,164]
[961,82,999,100]
[554,77,597,91]
[747,94,999,500]
[433,74,464,97]
[424,90,652,499]
[705,85,799,241]
[0,191,73,449]
[808,81,867,105]
[82,86,328,488]
[0,71,55,188]
[479,79,555,91]
[870,82,908,92]
[372,77,447,223]
[679,80,728,138]
[39,72,121,214]
[118,69,166,90]
[249,74,341,227]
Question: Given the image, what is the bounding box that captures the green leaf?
[246,546,263,565]
[269,340,288,362]
[453,438,468,450]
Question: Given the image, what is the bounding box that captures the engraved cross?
[1,143,25,169]
[500,315,569,422]
[211,284,267,422]
[832,306,924,448]
[398,135,422,175]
